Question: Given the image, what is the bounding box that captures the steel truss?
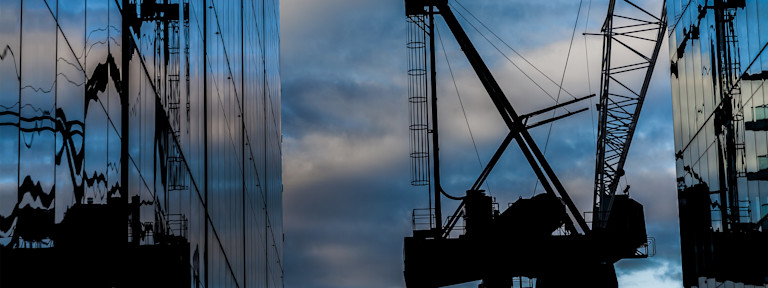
[593,0,667,229]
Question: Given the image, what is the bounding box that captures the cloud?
[617,259,683,288]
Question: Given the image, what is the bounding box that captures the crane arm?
[594,0,667,228]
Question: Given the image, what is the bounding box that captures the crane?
[592,0,668,232]
[403,0,667,287]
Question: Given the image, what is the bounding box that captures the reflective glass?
[0,0,282,286]
[669,0,768,286]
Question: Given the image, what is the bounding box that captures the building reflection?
[0,1,282,287]
[669,0,768,286]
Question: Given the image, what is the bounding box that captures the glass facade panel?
[0,0,282,287]
[668,0,768,287]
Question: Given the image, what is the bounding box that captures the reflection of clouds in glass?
[0,1,128,247]
[668,0,768,285]
[0,2,21,35]
[0,7,278,288]
[3,1,284,284]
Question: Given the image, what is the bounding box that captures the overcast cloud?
[280,0,680,287]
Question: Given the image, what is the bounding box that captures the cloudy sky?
[280,0,681,287]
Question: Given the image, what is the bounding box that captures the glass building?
[668,0,768,286]
[0,0,282,287]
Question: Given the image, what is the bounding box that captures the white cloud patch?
[283,131,407,191]
[618,259,683,288]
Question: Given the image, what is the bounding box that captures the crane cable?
[532,0,585,195]
[436,25,492,196]
[584,0,597,149]
[448,0,589,196]
[452,0,579,101]
[449,5,567,109]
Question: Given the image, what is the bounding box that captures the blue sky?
[280,0,681,287]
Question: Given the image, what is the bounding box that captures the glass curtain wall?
[669,0,768,286]
[0,0,282,287]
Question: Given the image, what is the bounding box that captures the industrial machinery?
[403,0,667,287]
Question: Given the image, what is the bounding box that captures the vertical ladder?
[406,13,433,229]
[712,1,746,228]
[165,0,188,201]
[407,15,431,188]
[723,8,747,178]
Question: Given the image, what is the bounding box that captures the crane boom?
[594,0,667,229]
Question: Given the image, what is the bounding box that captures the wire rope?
[449,3,567,109]
[436,25,492,195]
[533,0,585,195]
[584,0,597,148]
[453,0,579,100]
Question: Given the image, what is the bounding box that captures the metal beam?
[429,5,443,234]
[519,94,595,120]
[436,2,590,235]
